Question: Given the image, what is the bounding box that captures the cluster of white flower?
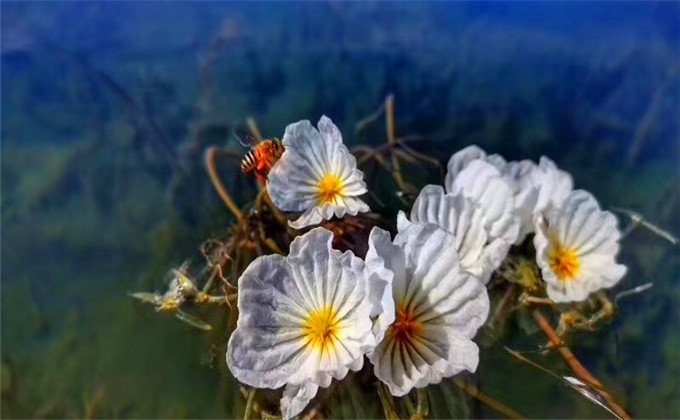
[226,116,627,418]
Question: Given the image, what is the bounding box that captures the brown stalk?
[385,95,407,191]
[531,308,631,420]
[205,147,243,220]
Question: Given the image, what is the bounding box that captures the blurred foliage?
[1,2,679,418]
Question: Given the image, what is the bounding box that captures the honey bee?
[238,134,285,183]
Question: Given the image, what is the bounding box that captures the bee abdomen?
[241,150,256,173]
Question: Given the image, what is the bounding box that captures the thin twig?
[414,388,429,420]
[205,147,243,220]
[385,95,407,191]
[355,102,385,135]
[377,382,400,420]
[531,308,631,419]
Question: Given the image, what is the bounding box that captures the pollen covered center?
[317,174,344,205]
[548,240,580,282]
[388,303,423,344]
[303,306,339,353]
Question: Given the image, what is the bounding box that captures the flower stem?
[243,387,256,420]
[413,388,429,420]
[377,382,400,420]
[531,308,631,420]
[205,147,243,220]
[385,95,407,192]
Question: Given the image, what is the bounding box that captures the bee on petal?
[238,134,285,183]
[267,116,371,229]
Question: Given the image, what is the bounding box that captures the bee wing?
[175,310,213,331]
[231,129,259,148]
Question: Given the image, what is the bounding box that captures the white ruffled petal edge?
[365,227,397,345]
[288,198,370,229]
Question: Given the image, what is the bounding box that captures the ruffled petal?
[448,160,520,246]
[288,198,370,229]
[281,380,320,419]
[365,227,398,345]
[406,185,488,279]
[500,160,542,241]
[534,156,573,214]
[444,145,488,189]
[227,254,317,389]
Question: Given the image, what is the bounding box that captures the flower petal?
[534,156,573,214]
[447,160,520,245]
[406,185,489,279]
[365,227,398,345]
[444,145,488,188]
[288,199,369,230]
[281,380,320,419]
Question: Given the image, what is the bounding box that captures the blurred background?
[1,2,678,418]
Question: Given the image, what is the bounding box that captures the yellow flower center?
[303,306,339,354]
[388,303,423,344]
[548,239,580,282]
[317,174,344,205]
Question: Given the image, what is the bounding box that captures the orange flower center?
[388,303,423,343]
[548,240,580,282]
[317,174,344,205]
[303,306,339,354]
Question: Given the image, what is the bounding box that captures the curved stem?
[205,147,243,220]
[377,382,400,420]
[243,388,256,420]
[531,308,631,420]
[453,378,524,419]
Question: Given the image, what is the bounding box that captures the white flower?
[400,155,520,282]
[534,190,627,303]
[446,145,573,242]
[226,228,379,418]
[267,116,370,229]
[365,223,489,397]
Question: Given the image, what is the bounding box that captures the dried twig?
[205,147,243,220]
[531,308,631,419]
